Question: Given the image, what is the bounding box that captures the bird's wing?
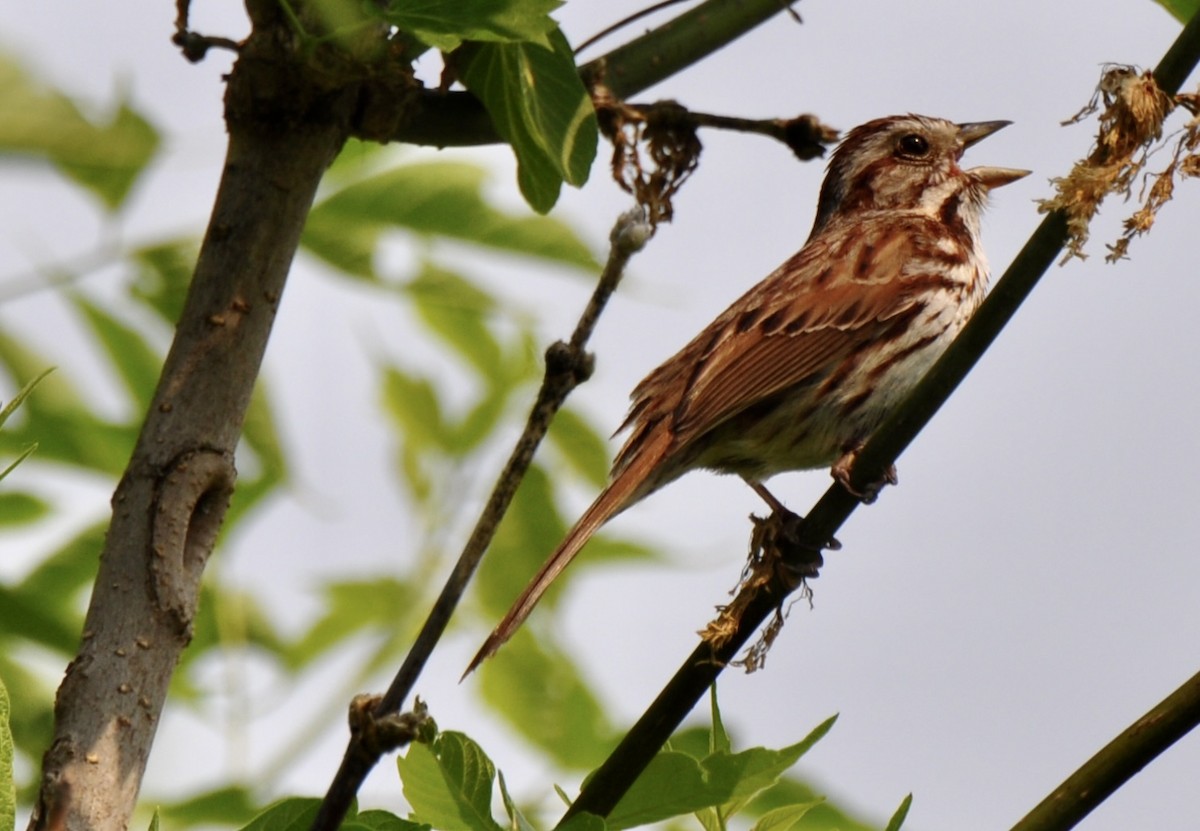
[615,221,928,470]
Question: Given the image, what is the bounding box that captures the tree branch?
[561,9,1200,823]
[1009,668,1200,831]
[372,0,800,147]
[27,12,360,831]
[581,0,800,99]
[309,210,655,831]
[26,0,816,826]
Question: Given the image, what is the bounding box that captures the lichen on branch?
[1038,64,1200,263]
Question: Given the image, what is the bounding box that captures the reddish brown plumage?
[466,114,1028,675]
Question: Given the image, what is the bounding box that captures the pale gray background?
[1,2,1198,829]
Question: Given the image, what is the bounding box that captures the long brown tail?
[463,435,667,677]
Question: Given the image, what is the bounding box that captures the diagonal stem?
[309,210,653,831]
[1008,668,1200,831]
[580,0,800,98]
[562,9,1200,823]
[387,0,799,147]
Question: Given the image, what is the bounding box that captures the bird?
[467,114,1029,674]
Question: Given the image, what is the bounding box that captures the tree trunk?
[28,15,356,828]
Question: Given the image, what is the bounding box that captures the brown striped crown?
[810,115,1027,237]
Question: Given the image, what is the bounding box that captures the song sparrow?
[468,114,1028,673]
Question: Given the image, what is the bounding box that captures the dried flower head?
[594,87,702,226]
[1038,65,1175,262]
[700,508,826,671]
[1107,110,1200,261]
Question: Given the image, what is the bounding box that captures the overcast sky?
[1,2,1198,830]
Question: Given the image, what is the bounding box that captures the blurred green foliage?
[0,3,895,828]
[1154,0,1200,23]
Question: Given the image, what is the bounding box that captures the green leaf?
[304,161,598,277]
[709,686,731,756]
[883,794,912,831]
[146,808,160,831]
[20,522,105,600]
[324,138,394,184]
[397,732,505,831]
[0,491,49,526]
[0,367,53,430]
[696,806,724,831]
[380,0,562,51]
[665,726,715,760]
[748,802,823,831]
[378,335,534,485]
[558,814,606,831]
[0,655,52,766]
[300,0,377,45]
[382,365,447,451]
[0,365,51,485]
[0,524,102,656]
[479,631,616,770]
[131,239,200,324]
[353,810,428,831]
[1153,0,1200,23]
[0,56,159,210]
[300,209,381,279]
[239,798,321,831]
[606,716,837,831]
[285,578,416,670]
[403,264,543,454]
[0,341,81,423]
[176,584,288,702]
[748,776,878,831]
[446,332,539,456]
[54,102,159,210]
[0,334,136,474]
[0,678,14,831]
[447,384,515,455]
[406,264,503,380]
[399,440,434,505]
[72,294,163,415]
[457,30,598,213]
[476,464,567,614]
[547,406,610,488]
[225,382,289,527]
[608,751,715,829]
[0,582,85,655]
[703,717,836,803]
[0,444,36,484]
[497,771,536,831]
[478,464,657,616]
[230,798,399,831]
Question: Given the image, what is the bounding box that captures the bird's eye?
[897,133,930,157]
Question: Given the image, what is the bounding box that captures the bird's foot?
[749,508,839,587]
[831,447,897,504]
[702,503,839,668]
[742,479,840,579]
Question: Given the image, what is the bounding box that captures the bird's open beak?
[957,120,1012,148]
[956,120,1031,190]
[969,166,1032,189]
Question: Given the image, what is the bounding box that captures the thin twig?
[379,0,799,147]
[1009,668,1200,831]
[172,0,241,64]
[574,0,694,56]
[561,9,1200,823]
[172,31,242,63]
[29,22,355,824]
[580,0,798,100]
[309,207,655,831]
[626,101,839,160]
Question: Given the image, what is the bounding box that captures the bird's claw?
[748,508,838,587]
[831,450,897,504]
